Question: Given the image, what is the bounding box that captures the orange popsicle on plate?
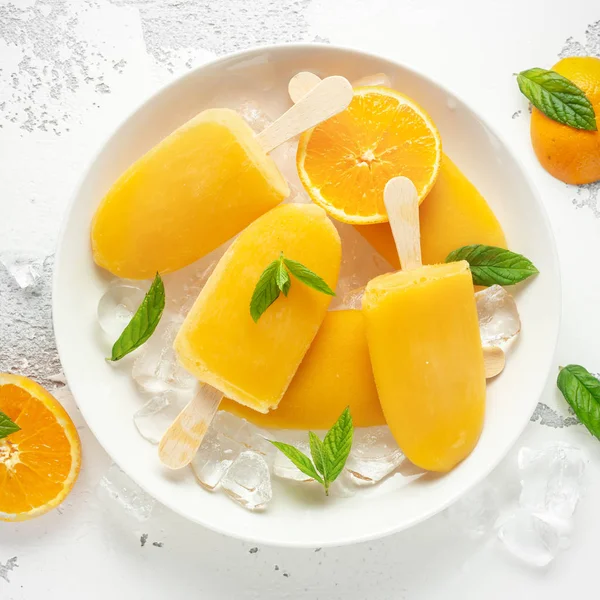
[362,177,486,472]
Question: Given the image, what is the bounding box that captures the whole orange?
[530,56,600,184]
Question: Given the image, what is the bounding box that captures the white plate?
[53,44,560,547]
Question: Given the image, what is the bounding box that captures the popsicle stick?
[483,346,505,379]
[158,384,223,469]
[256,75,353,153]
[288,71,322,103]
[382,177,423,270]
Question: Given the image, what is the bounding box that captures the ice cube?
[221,450,273,510]
[213,411,275,462]
[191,428,243,490]
[271,431,313,482]
[328,470,357,498]
[475,285,521,346]
[238,99,273,133]
[346,426,404,484]
[97,463,155,521]
[518,443,587,520]
[497,510,560,567]
[0,252,46,289]
[330,222,391,308]
[445,479,500,538]
[352,73,392,88]
[133,391,189,445]
[332,286,365,310]
[97,279,147,338]
[131,314,198,394]
[163,254,221,317]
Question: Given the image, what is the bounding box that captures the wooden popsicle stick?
[383,176,505,378]
[158,384,223,469]
[256,75,352,153]
[288,71,322,104]
[483,346,505,379]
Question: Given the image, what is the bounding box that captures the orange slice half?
[0,374,81,521]
[297,86,442,224]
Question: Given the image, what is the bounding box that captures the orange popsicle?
[174,203,342,413]
[362,178,486,472]
[357,154,506,269]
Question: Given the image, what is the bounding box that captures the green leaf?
[517,68,597,131]
[322,406,353,485]
[283,258,336,296]
[269,441,323,484]
[557,365,600,440]
[275,255,291,297]
[250,259,281,322]
[445,244,539,286]
[109,272,165,361]
[308,431,328,480]
[0,411,20,440]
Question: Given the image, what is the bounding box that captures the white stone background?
[1,0,600,598]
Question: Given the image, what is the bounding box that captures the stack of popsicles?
[91,72,494,476]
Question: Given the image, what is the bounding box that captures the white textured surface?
[1,0,600,598]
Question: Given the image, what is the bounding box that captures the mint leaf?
[250,259,281,322]
[322,406,353,485]
[557,365,600,440]
[275,255,291,297]
[309,431,328,481]
[269,441,323,484]
[446,244,539,286]
[269,407,354,495]
[0,411,20,440]
[517,68,597,131]
[109,272,165,361]
[283,258,335,296]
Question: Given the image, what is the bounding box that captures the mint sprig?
[557,365,600,440]
[517,68,597,131]
[269,407,353,495]
[108,272,165,361]
[0,411,20,440]
[445,244,539,286]
[250,252,335,322]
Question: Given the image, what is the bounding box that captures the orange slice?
[0,374,81,521]
[297,86,442,224]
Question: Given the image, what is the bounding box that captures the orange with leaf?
[0,374,81,521]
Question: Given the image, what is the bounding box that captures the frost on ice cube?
[475,285,521,346]
[191,428,243,490]
[133,391,188,445]
[445,479,500,538]
[0,252,46,289]
[221,450,272,510]
[346,426,405,484]
[131,314,197,394]
[97,279,146,337]
[97,463,155,521]
[272,431,313,482]
[518,443,587,520]
[212,410,246,440]
[498,510,560,567]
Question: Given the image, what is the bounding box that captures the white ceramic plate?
[53,44,560,547]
